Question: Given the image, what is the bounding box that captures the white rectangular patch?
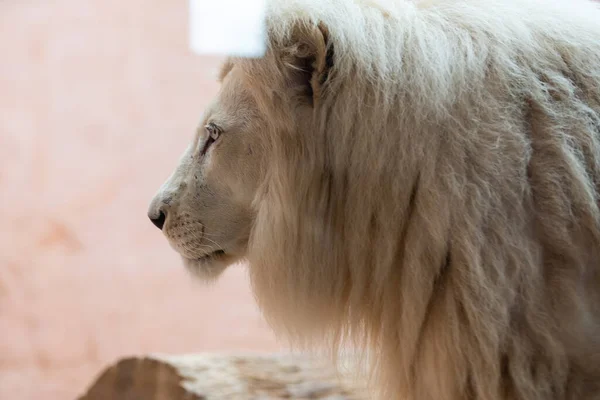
[189,0,267,58]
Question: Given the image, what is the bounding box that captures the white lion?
[148,0,600,398]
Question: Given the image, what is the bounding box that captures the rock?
[78,353,368,399]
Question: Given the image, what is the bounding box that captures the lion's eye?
[209,127,220,140]
[200,123,222,156]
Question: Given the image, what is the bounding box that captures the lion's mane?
[243,0,600,398]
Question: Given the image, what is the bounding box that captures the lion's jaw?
[147,65,266,280]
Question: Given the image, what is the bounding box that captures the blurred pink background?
[0,1,280,399]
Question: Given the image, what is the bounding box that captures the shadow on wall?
[0,1,279,399]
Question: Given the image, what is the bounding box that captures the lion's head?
[149,0,600,399]
[147,19,333,280]
[147,61,266,280]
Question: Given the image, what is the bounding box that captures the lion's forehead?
[204,76,262,133]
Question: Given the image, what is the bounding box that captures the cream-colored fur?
[149,0,600,398]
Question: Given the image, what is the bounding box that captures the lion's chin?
[181,252,234,282]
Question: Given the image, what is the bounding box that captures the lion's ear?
[280,22,334,105]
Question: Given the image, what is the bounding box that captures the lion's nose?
[149,209,167,231]
[148,186,175,231]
